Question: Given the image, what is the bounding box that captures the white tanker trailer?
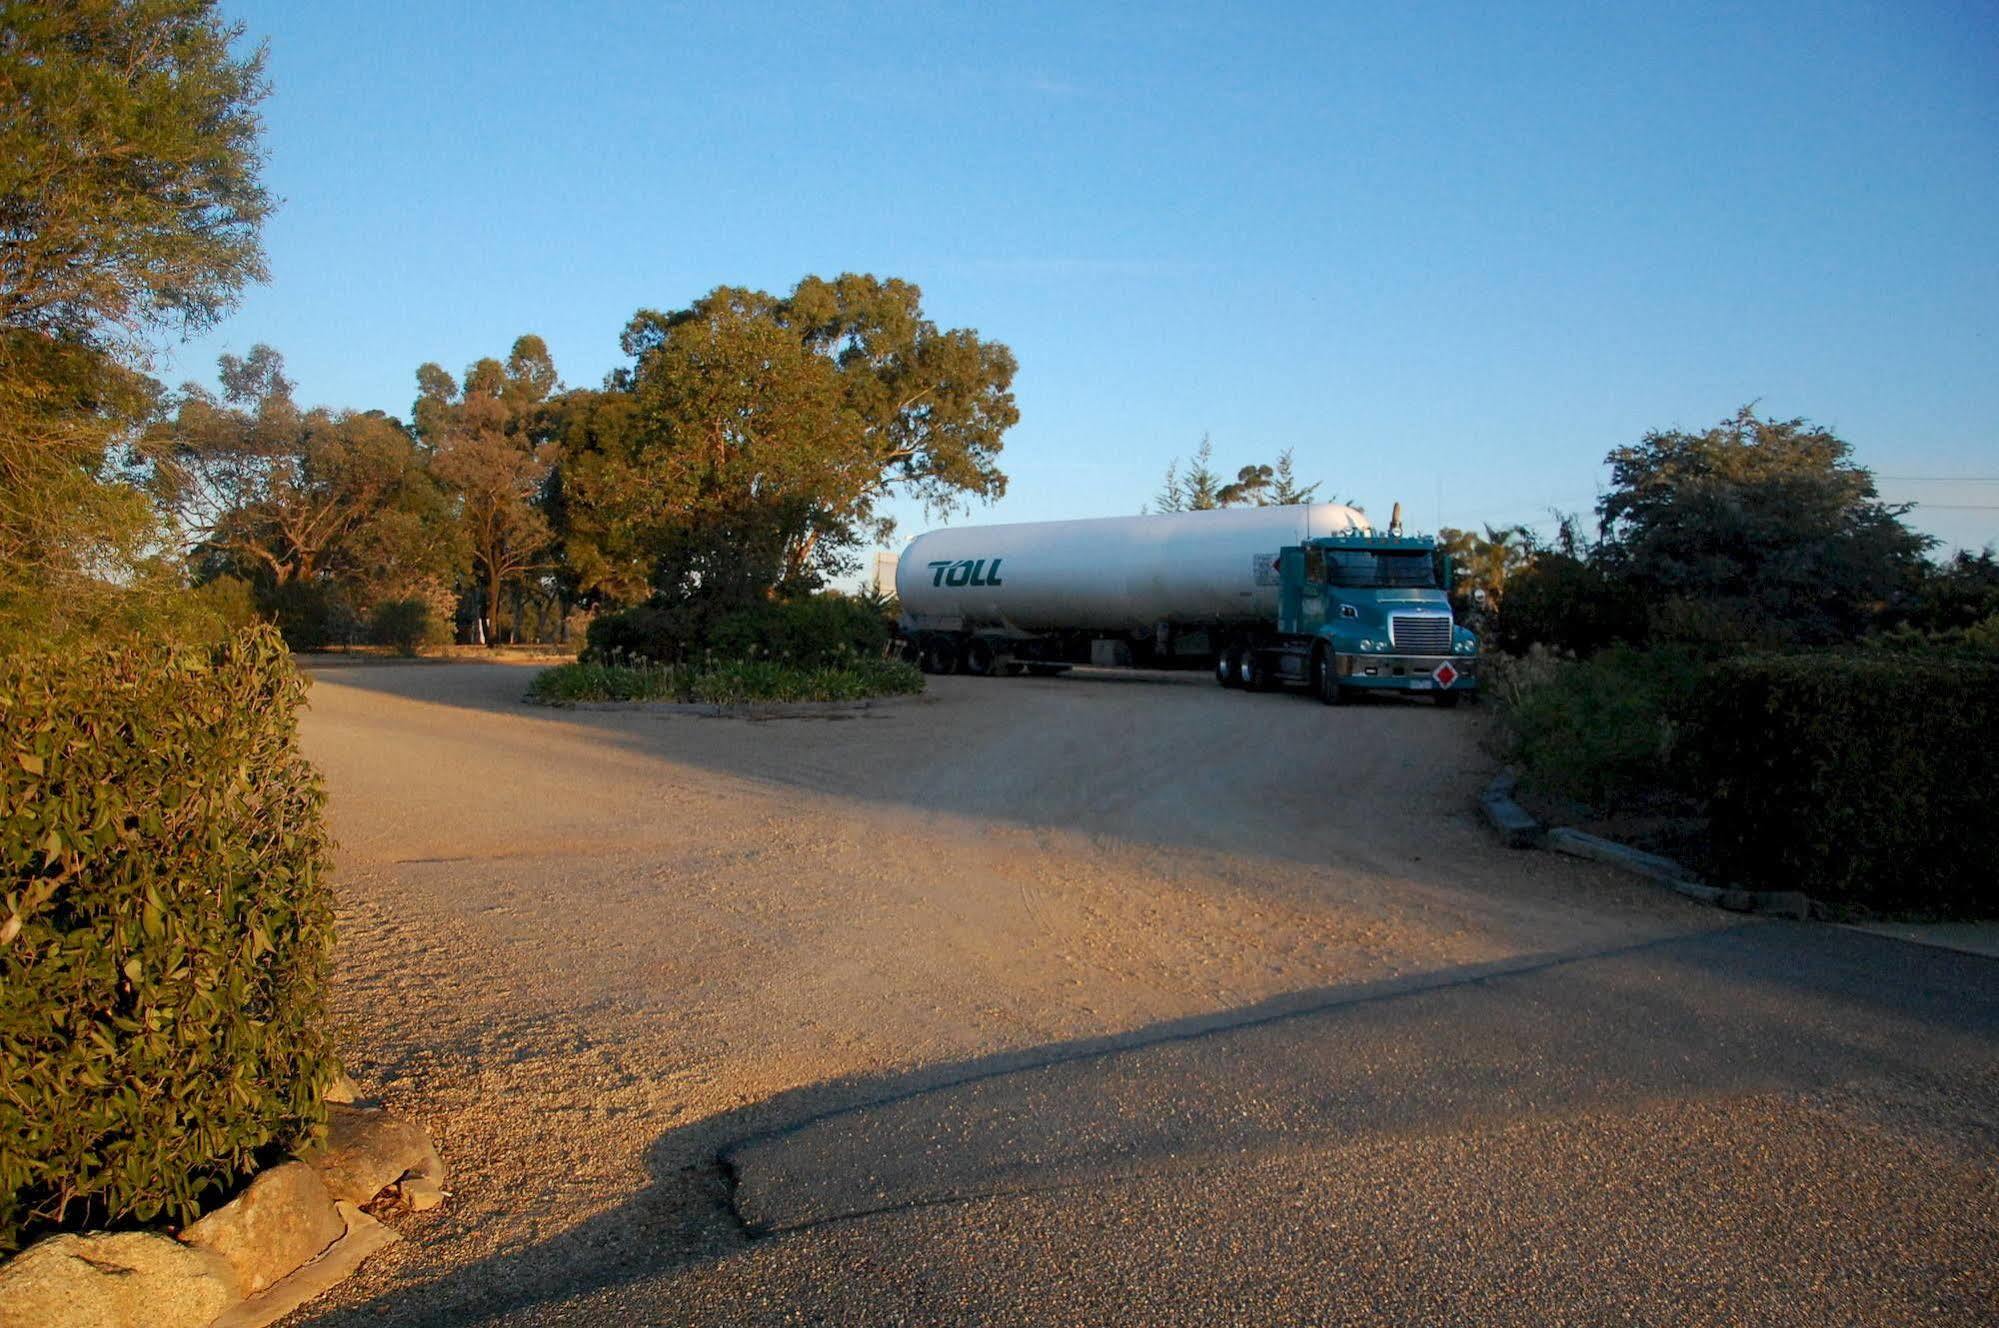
[895,503,1481,706]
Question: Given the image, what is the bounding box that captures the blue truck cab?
[1216,532,1480,707]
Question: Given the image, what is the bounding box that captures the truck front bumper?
[1337,654,1479,689]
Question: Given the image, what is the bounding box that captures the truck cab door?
[1278,547,1329,635]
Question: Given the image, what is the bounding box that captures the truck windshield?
[1324,550,1436,588]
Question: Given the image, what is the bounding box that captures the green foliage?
[0,334,186,650]
[1897,548,1999,635]
[258,580,356,652]
[1596,406,1930,646]
[416,336,560,644]
[368,598,448,655]
[1497,647,1708,804]
[1157,439,1326,512]
[0,0,274,642]
[0,626,339,1251]
[192,574,260,635]
[1438,523,1532,613]
[1693,654,1999,915]
[584,594,887,669]
[708,597,889,669]
[559,275,1017,606]
[1495,547,1646,656]
[1154,436,1224,512]
[150,348,454,601]
[527,657,923,705]
[0,0,272,351]
[581,600,708,666]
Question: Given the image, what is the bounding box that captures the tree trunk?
[486,562,502,648]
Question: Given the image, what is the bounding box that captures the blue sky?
[170,0,1999,557]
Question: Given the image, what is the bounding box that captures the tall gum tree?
[0,0,273,642]
[151,346,447,597]
[415,336,560,644]
[559,274,1017,606]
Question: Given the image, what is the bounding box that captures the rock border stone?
[0,1087,441,1328]
[1478,770,1816,921]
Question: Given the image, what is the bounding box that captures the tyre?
[963,637,996,677]
[1241,649,1269,692]
[1216,647,1241,689]
[1313,649,1344,705]
[922,636,960,675]
[1000,660,1025,677]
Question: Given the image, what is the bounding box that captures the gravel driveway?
[289,659,1997,1326]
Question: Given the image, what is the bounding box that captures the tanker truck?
[895,502,1479,706]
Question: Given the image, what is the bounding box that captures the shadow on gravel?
[298,660,1505,885]
[305,923,1999,1326]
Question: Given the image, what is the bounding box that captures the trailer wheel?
[1216,647,1241,689]
[899,637,922,666]
[1313,649,1344,705]
[922,636,960,675]
[1000,660,1026,677]
[963,638,999,676]
[1241,649,1271,692]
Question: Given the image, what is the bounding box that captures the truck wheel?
[1241,650,1270,692]
[1435,690,1461,709]
[922,636,960,675]
[1216,647,1241,689]
[963,638,996,676]
[1313,649,1344,705]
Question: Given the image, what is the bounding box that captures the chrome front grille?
[1389,613,1452,653]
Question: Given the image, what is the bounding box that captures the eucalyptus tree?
[0,0,273,641]
[414,336,560,643]
[559,274,1018,608]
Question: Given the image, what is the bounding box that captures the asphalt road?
[291,660,1997,1327]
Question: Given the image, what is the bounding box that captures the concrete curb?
[1478,772,1815,921]
[1477,770,1544,848]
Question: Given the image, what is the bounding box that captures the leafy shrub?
[584,594,888,669]
[1495,552,1646,656]
[192,575,261,637]
[1896,548,1999,634]
[0,626,339,1251]
[368,597,448,656]
[258,580,358,652]
[708,596,888,669]
[581,600,706,665]
[1692,653,1999,916]
[1498,646,1708,804]
[527,657,922,705]
[1861,612,1999,660]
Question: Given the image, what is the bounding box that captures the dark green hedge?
[1694,653,1999,916]
[586,595,888,669]
[0,626,339,1251]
